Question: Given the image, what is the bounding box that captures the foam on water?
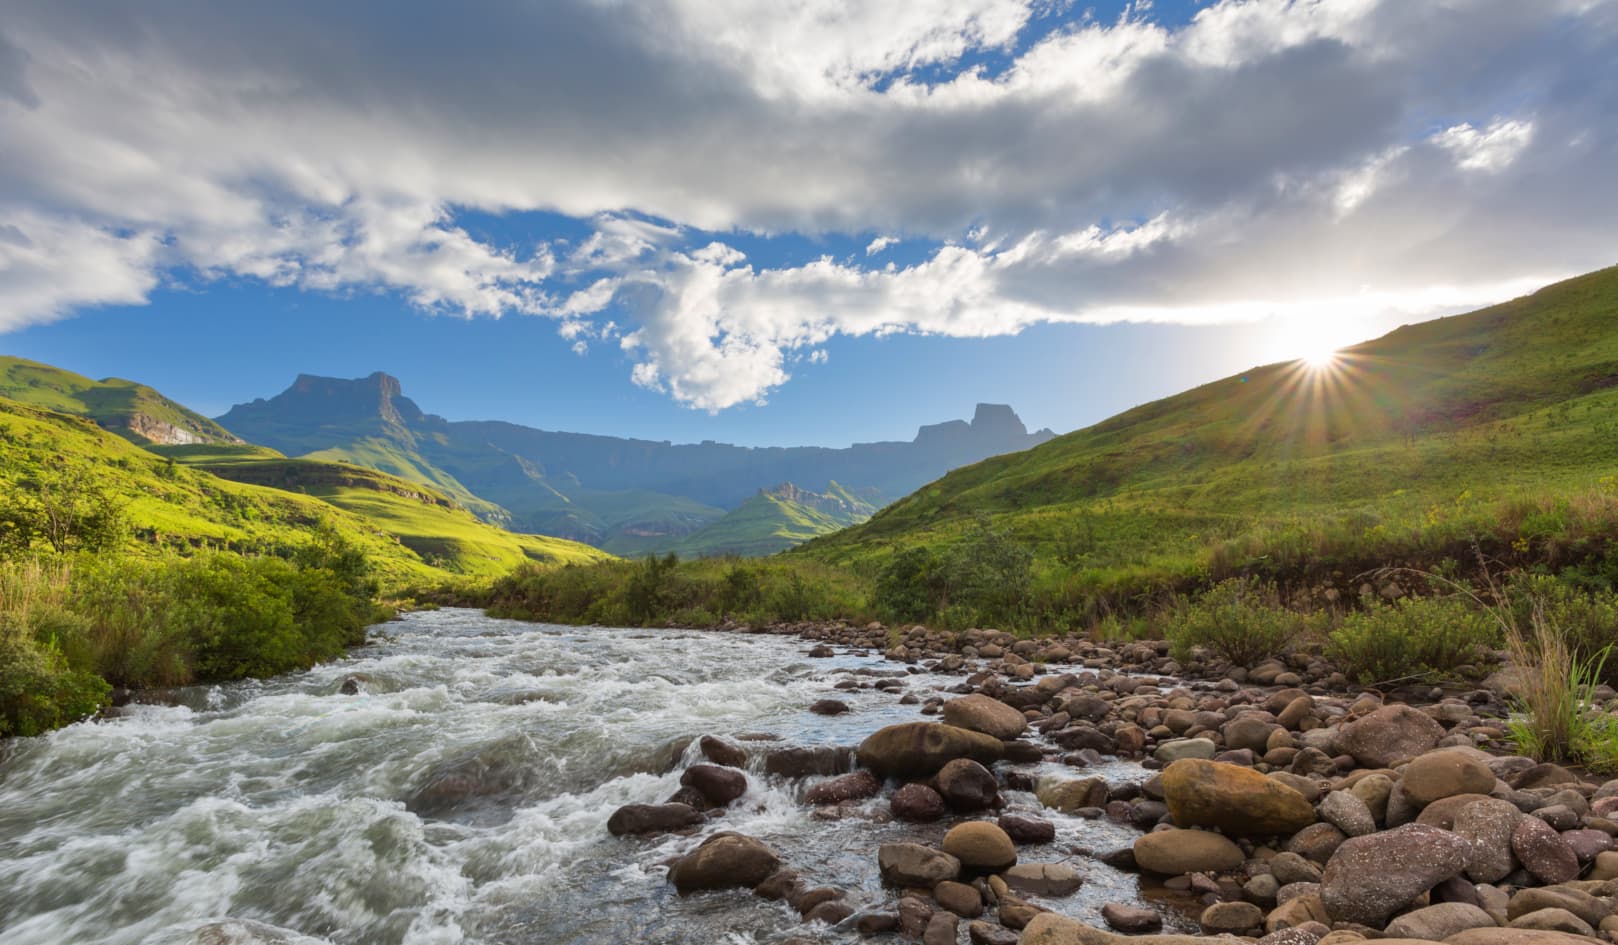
[0,608,1174,945]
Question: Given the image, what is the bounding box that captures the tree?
[1,463,128,556]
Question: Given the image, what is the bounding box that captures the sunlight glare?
[1300,340,1341,370]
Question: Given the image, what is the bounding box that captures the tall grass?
[1501,602,1618,771]
[1,538,384,737]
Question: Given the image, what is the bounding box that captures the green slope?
[802,266,1618,595]
[0,356,241,446]
[664,482,876,558]
[0,397,610,586]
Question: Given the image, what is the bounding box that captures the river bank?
[4,609,1616,945]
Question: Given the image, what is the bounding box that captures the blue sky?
[1,0,1613,446]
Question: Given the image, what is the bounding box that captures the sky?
[0,0,1614,447]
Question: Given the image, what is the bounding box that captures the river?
[0,608,1172,945]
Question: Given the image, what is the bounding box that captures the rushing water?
[0,609,1176,945]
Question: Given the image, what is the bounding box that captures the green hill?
[0,357,241,446]
[0,397,610,586]
[662,481,877,558]
[800,266,1618,608]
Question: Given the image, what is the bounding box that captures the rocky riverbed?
[5,610,1617,945]
[605,618,1618,945]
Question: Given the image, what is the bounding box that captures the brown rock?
[891,782,948,822]
[1338,705,1446,768]
[942,694,1029,739]
[942,821,1018,872]
[1402,749,1498,806]
[1161,759,1315,836]
[1319,823,1470,926]
[669,833,783,893]
[857,722,1004,779]
[1133,828,1244,875]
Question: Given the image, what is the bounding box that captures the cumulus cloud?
[0,0,1615,406]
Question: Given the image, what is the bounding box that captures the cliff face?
[113,414,211,446]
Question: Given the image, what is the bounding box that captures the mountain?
[802,266,1618,595]
[661,481,879,558]
[0,357,241,446]
[216,375,1054,554]
[0,396,610,585]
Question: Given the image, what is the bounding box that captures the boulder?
[1202,901,1266,935]
[1004,862,1085,896]
[1506,887,1609,929]
[891,783,947,822]
[878,842,961,886]
[1161,759,1315,836]
[1318,791,1376,838]
[1452,797,1523,883]
[1447,931,1610,945]
[669,833,783,892]
[606,802,703,836]
[764,745,854,778]
[1154,738,1218,763]
[943,821,1018,871]
[1402,749,1498,806]
[681,764,748,806]
[942,694,1028,739]
[1385,903,1497,941]
[805,769,881,805]
[1133,828,1245,875]
[1037,776,1108,812]
[999,814,1056,844]
[809,698,850,716]
[857,722,1004,780]
[699,735,747,768]
[937,758,1000,811]
[934,880,983,918]
[1020,913,1235,945]
[1512,816,1580,885]
[1337,705,1445,768]
[1319,823,1470,927]
[1101,903,1163,934]
[1508,911,1596,937]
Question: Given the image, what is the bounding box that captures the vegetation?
[0,397,609,585]
[1502,601,1618,773]
[1164,577,1309,666]
[479,555,869,628]
[797,267,1618,626]
[0,389,608,737]
[1326,595,1498,685]
[0,355,239,445]
[653,482,876,559]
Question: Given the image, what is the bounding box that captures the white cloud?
[1432,119,1536,172]
[0,0,1614,407]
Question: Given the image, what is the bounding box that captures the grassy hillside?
[800,266,1618,611]
[0,398,610,586]
[0,357,240,445]
[660,482,876,558]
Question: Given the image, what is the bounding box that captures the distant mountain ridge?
[216,373,1055,555]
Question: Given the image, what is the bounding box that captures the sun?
[1300,341,1341,371]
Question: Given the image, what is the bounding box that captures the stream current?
[0,608,1176,945]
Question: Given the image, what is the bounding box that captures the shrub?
[1166,577,1305,666]
[1504,573,1618,686]
[1502,604,1615,770]
[1328,595,1499,684]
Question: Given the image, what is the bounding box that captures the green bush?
[1328,595,1499,684]
[0,612,109,737]
[1166,577,1305,666]
[1504,573,1618,685]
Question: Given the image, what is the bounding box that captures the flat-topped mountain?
[217,375,1054,554]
